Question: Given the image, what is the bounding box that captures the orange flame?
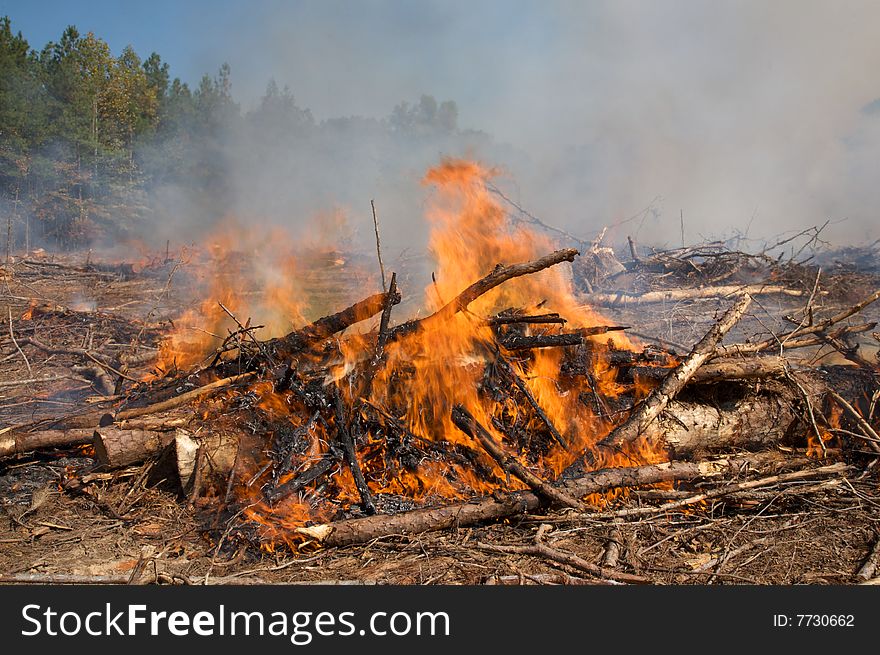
[165,159,676,549]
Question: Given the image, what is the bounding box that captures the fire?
[808,402,842,458]
[20,299,38,320]
[158,158,674,548]
[366,159,650,480]
[150,220,311,376]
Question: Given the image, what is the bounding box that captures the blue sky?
[1,0,562,128]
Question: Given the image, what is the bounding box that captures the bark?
[266,290,399,357]
[650,393,802,458]
[600,294,752,448]
[451,405,585,509]
[0,428,95,458]
[113,417,188,431]
[582,284,804,307]
[391,248,579,341]
[626,355,787,385]
[297,451,790,547]
[93,428,172,468]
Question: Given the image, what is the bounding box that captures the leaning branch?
[267,291,400,357]
[599,294,752,448]
[391,248,579,340]
[451,405,584,509]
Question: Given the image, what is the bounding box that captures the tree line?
[0,17,466,250]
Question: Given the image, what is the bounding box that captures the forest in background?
[0,17,488,252]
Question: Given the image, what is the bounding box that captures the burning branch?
[391,248,579,340]
[266,289,400,357]
[451,405,585,509]
[296,452,792,547]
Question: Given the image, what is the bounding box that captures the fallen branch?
[491,353,568,447]
[296,452,790,547]
[488,313,567,326]
[477,524,649,584]
[583,462,848,520]
[483,573,601,585]
[0,374,75,388]
[121,372,257,420]
[716,288,880,358]
[500,327,626,351]
[0,428,96,458]
[0,573,131,584]
[267,290,400,357]
[856,535,880,582]
[581,284,805,307]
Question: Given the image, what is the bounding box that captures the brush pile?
[3,163,880,585]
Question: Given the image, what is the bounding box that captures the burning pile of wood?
[3,161,880,584]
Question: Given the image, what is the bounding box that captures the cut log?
[600,294,752,448]
[297,451,793,547]
[668,396,796,456]
[93,428,172,468]
[175,430,200,490]
[0,428,96,458]
[581,284,805,307]
[174,429,239,491]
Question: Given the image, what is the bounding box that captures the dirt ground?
[1,249,879,585]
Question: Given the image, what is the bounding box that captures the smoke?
[146,0,880,257]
